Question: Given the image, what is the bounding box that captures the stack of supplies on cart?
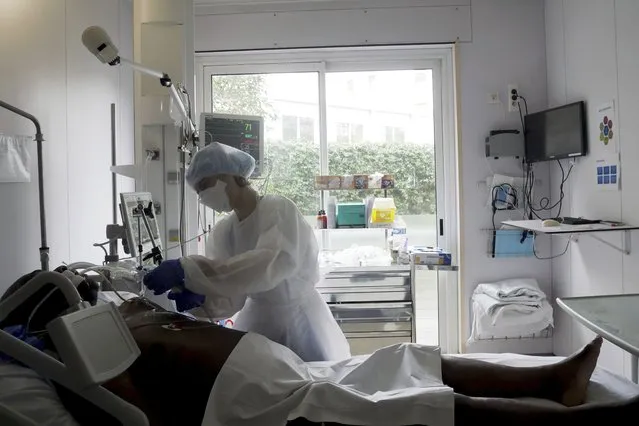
[469,278,553,341]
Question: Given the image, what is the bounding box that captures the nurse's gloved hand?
[167,288,205,312]
[143,259,185,296]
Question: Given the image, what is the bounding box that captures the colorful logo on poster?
[599,116,614,145]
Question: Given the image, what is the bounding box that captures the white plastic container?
[327,196,337,229]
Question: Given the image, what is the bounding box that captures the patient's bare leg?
[441,336,602,406]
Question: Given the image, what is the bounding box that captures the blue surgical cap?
[186,142,256,189]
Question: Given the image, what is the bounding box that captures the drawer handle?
[335,316,412,323]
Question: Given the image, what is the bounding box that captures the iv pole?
[0,100,49,271]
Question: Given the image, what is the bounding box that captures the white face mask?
[199,181,232,213]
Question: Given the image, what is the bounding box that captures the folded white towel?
[472,294,547,326]
[469,294,554,341]
[474,278,546,302]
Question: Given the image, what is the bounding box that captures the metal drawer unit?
[317,266,415,355]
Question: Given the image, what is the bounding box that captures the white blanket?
[470,294,553,341]
[475,278,545,302]
[203,333,454,426]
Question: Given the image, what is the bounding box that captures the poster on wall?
[597,101,617,153]
[595,155,620,192]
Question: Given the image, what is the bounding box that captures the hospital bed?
[1,278,638,425]
[1,336,637,425]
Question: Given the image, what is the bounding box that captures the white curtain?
[0,134,31,183]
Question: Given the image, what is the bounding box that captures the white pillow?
[0,363,79,426]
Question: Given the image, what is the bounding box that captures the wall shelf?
[502,220,639,255]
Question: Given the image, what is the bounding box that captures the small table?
[556,295,639,383]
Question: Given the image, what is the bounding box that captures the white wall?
[458,0,550,353]
[194,0,551,352]
[133,0,197,262]
[194,0,472,50]
[545,0,639,378]
[0,0,134,292]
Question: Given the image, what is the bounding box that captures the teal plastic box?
[337,203,366,228]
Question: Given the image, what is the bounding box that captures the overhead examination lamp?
[81,26,197,138]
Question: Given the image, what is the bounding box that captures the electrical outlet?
[488,93,500,104]
[507,84,519,112]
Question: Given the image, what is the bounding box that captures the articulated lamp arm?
[81,26,197,138]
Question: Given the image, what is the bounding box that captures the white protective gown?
[180,195,351,362]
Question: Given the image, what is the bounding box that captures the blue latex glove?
[143,259,185,296]
[0,325,45,364]
[168,288,205,312]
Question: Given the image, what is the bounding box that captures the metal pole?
[0,100,49,271]
[109,103,119,259]
[179,146,187,257]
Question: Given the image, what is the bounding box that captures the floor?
[414,270,439,346]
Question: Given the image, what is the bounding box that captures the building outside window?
[283,115,315,142]
[336,122,364,144]
[385,126,406,144]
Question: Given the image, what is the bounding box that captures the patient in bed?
[2,274,639,426]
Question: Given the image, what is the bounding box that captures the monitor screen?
[524,101,587,163]
[200,113,264,177]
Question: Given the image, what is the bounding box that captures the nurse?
[143,142,350,362]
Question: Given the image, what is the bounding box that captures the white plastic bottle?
[327,196,337,229]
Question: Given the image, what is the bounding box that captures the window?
[299,117,314,141]
[352,124,364,143]
[282,115,298,141]
[283,115,315,142]
[368,75,377,90]
[210,70,436,244]
[346,79,355,93]
[385,126,405,144]
[202,47,459,352]
[326,70,436,249]
[336,123,363,144]
[210,73,320,216]
[336,123,349,143]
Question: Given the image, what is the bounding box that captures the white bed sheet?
[0,363,79,426]
[205,334,454,426]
